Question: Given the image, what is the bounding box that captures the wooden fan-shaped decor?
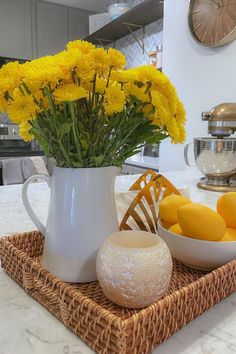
[152,174,181,199]
[120,175,180,233]
[129,169,158,191]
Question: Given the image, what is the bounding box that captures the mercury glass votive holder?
[96,230,173,309]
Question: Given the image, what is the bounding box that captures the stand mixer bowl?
[194,138,236,186]
[185,103,236,191]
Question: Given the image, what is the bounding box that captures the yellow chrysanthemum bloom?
[66,40,95,54]
[95,77,107,94]
[22,56,65,92]
[0,39,186,152]
[168,119,182,144]
[0,77,14,96]
[0,61,24,96]
[177,124,186,144]
[173,101,186,144]
[80,79,93,92]
[149,72,179,116]
[175,100,186,124]
[138,69,180,117]
[151,89,186,143]
[140,103,154,115]
[111,69,139,83]
[34,90,50,110]
[54,49,82,75]
[0,94,8,112]
[135,65,164,84]
[7,90,40,124]
[19,120,34,141]
[151,86,175,118]
[103,85,126,116]
[53,83,88,102]
[126,83,149,102]
[89,48,109,75]
[149,111,162,126]
[107,48,126,70]
[76,60,95,80]
[150,90,171,113]
[151,90,173,126]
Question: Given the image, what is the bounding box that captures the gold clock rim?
[188,0,236,47]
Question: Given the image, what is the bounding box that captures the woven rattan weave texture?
[0,230,236,354]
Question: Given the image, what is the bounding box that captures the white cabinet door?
[68,8,91,41]
[37,1,68,57]
[0,0,32,59]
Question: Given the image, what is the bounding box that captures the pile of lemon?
[159,192,236,242]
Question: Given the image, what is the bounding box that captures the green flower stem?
[31,120,48,147]
[110,121,142,155]
[33,115,69,166]
[106,67,112,88]
[103,103,138,155]
[91,74,97,111]
[69,102,83,163]
[36,108,71,166]
[93,118,104,150]
[86,75,97,156]
[44,87,58,118]
[21,82,31,95]
[103,116,125,155]
[58,140,71,166]
[28,89,167,168]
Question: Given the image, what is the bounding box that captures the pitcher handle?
[184,143,195,167]
[22,174,51,235]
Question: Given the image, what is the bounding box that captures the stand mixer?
[184,103,236,192]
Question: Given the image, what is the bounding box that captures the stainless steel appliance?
[0,123,42,157]
[0,123,43,185]
[185,103,236,192]
[0,56,43,158]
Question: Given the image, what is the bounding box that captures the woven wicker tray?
[1,231,236,354]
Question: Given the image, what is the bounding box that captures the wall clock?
[189,0,236,47]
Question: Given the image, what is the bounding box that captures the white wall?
[159,0,236,171]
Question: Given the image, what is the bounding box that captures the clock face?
[189,0,236,47]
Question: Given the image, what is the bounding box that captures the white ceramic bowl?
[158,220,236,271]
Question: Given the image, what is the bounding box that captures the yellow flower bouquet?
[0,40,186,168]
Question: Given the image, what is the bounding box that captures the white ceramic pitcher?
[22,166,119,283]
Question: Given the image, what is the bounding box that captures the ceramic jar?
[22,166,119,283]
[96,230,172,309]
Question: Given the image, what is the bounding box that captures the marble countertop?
[0,168,236,354]
[125,154,159,170]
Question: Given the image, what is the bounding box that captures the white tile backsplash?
[128,0,145,7]
[113,18,163,68]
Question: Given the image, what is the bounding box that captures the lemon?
[177,203,225,241]
[217,192,236,229]
[220,227,236,242]
[169,223,185,236]
[160,219,173,230]
[159,195,191,225]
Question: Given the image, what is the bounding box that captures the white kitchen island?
[0,168,236,354]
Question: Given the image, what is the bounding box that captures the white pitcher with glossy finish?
[22,166,119,283]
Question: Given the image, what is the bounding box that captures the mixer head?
[202,103,236,138]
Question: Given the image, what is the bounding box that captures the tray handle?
[22,174,51,235]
